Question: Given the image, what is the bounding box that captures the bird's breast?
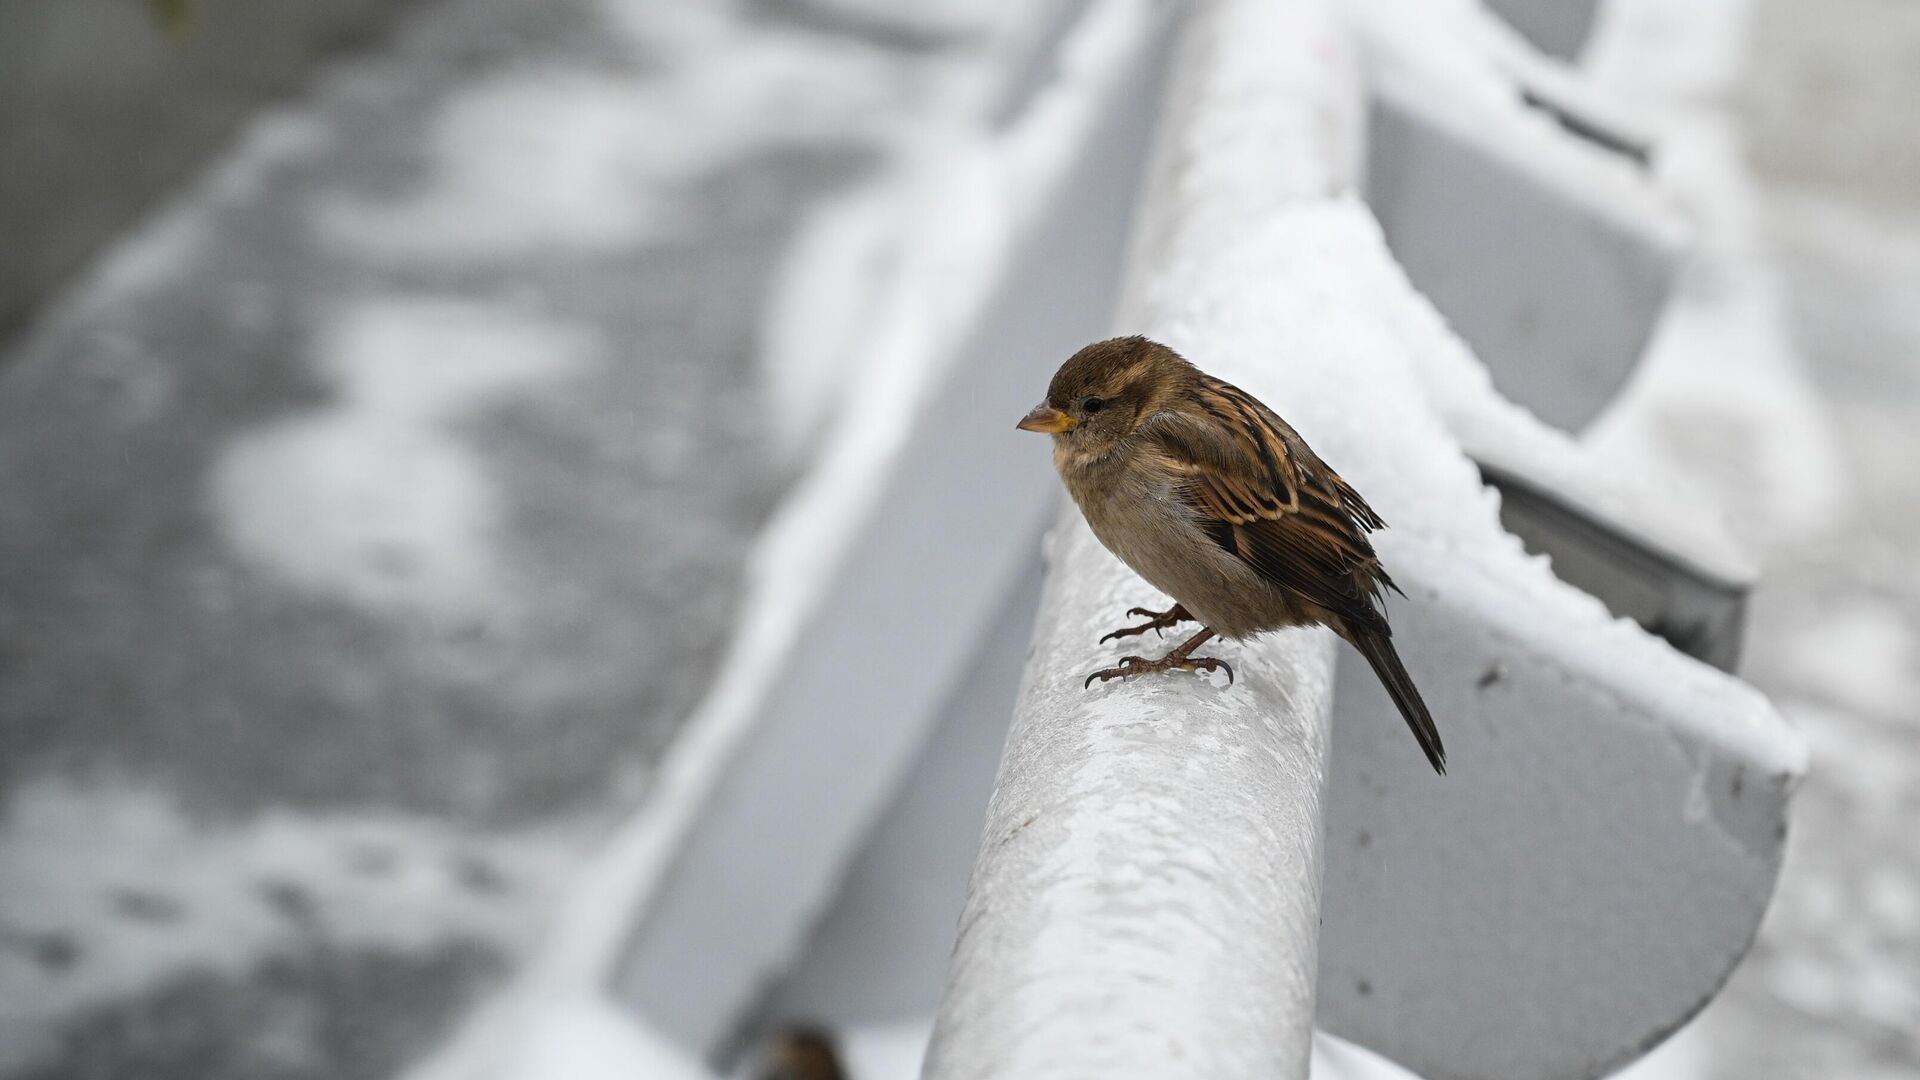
[1059,455,1280,639]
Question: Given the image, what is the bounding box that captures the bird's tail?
[1344,625,1446,775]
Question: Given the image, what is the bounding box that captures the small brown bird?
[754,1025,847,1080]
[1018,335,1445,774]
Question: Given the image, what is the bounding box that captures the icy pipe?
[921,3,1362,1077]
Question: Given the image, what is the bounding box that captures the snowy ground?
[1582,0,1920,1076]
[1666,0,1920,1073]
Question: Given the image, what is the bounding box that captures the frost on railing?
[921,1,1360,1076]
[400,2,1805,1079]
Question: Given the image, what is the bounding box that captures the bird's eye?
[1081,396,1106,414]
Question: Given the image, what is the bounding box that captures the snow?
[756,112,1007,461]
[0,777,586,1073]
[488,996,709,1080]
[759,0,1169,458]
[211,297,597,619]
[1353,0,1688,433]
[1352,0,1663,212]
[1775,599,1918,719]
[835,1019,939,1080]
[1257,195,1799,1079]
[1407,312,1757,581]
[317,0,935,259]
[1581,0,1849,546]
[758,175,916,456]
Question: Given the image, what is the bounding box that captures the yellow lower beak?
[1017,403,1076,434]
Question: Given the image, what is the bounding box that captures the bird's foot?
[1098,603,1193,643]
[1083,650,1233,688]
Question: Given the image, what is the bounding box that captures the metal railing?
[927,1,1806,1078]
[921,2,1360,1075]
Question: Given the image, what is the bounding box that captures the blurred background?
[0,0,1915,1078]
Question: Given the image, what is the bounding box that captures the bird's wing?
[1145,376,1395,625]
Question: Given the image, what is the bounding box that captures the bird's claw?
[1185,656,1234,686]
[1082,653,1234,688]
[1097,604,1192,644]
[1085,656,1154,688]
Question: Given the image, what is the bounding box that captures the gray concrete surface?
[0,0,980,1076]
[0,0,415,340]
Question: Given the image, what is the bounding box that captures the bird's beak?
[1017,403,1076,434]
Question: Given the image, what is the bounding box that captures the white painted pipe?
[922,2,1362,1077]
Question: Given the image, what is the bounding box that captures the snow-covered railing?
[920,2,1359,1075]
[927,0,1805,1078]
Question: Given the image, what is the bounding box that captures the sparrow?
[1017,335,1446,774]
[753,1025,847,1080]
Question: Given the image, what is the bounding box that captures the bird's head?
[1017,335,1192,458]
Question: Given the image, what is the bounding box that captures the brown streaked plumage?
[1017,335,1446,774]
